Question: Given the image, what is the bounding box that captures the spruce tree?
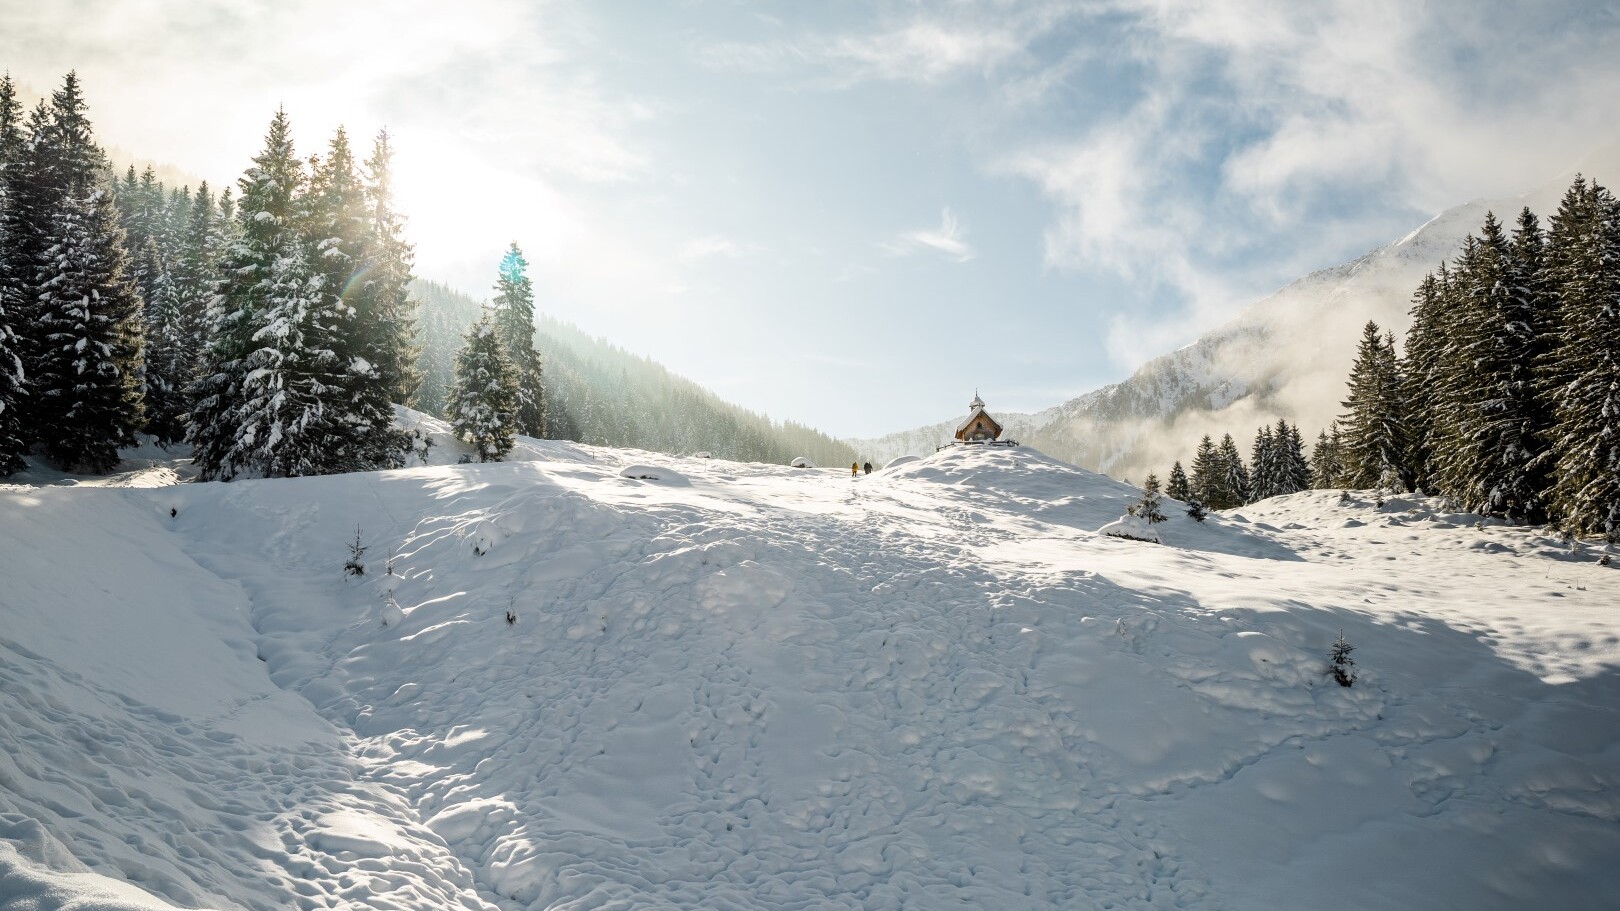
[171,181,217,362]
[1250,424,1277,500]
[1218,433,1250,508]
[1135,473,1167,524]
[31,185,144,471]
[1190,434,1222,507]
[449,314,517,461]
[491,242,543,436]
[191,109,341,479]
[1510,206,1558,510]
[1338,321,1409,490]
[1546,179,1620,537]
[307,126,398,471]
[360,129,418,406]
[1281,420,1311,493]
[233,112,343,478]
[1446,212,1546,522]
[0,72,26,473]
[1166,460,1190,502]
[1,103,54,437]
[1310,425,1343,489]
[1401,273,1445,492]
[138,230,190,446]
[23,72,144,471]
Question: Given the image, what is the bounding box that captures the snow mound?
[789,455,816,468]
[0,817,192,911]
[1099,513,1162,543]
[618,463,688,483]
[882,455,920,470]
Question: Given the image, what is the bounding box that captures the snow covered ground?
[2,434,1618,910]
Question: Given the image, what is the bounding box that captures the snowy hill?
[3,441,1619,910]
[854,144,1620,479]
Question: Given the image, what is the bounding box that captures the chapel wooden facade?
[954,392,1003,442]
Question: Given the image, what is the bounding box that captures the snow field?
[2,440,1618,910]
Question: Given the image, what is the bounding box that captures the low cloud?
[885,207,976,263]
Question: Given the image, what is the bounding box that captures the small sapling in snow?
[1185,498,1207,522]
[169,507,177,518]
[1329,630,1356,687]
[344,526,368,576]
[1339,490,1352,505]
[506,609,517,626]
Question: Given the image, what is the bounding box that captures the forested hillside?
[410,280,856,466]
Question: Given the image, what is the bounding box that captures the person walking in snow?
[851,462,859,477]
[863,462,872,475]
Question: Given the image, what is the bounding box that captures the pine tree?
[448,314,516,461]
[1401,272,1446,491]
[1281,419,1311,493]
[491,242,543,436]
[1310,425,1343,489]
[0,72,27,473]
[1166,460,1190,501]
[1,103,55,439]
[233,113,343,478]
[1338,321,1409,490]
[31,185,144,471]
[191,109,341,479]
[1217,433,1250,508]
[21,73,143,472]
[1135,473,1167,523]
[1545,179,1620,537]
[1250,424,1277,500]
[138,230,190,446]
[359,129,418,406]
[1190,434,1223,507]
[1444,212,1547,522]
[307,126,400,471]
[1510,206,1558,513]
[171,181,217,362]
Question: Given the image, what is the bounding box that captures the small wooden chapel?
[954,392,1004,443]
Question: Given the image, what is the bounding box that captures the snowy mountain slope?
[855,144,1620,478]
[3,442,1619,910]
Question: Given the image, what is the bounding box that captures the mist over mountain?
[854,143,1620,480]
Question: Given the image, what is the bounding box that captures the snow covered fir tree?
[447,313,517,462]
[489,242,544,438]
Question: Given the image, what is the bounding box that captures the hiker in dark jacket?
[863,462,872,475]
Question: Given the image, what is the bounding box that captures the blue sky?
[3,0,1619,437]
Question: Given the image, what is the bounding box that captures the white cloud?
[827,22,1027,83]
[679,235,757,261]
[995,0,1620,366]
[885,207,977,263]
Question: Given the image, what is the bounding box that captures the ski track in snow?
[3,437,1619,910]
